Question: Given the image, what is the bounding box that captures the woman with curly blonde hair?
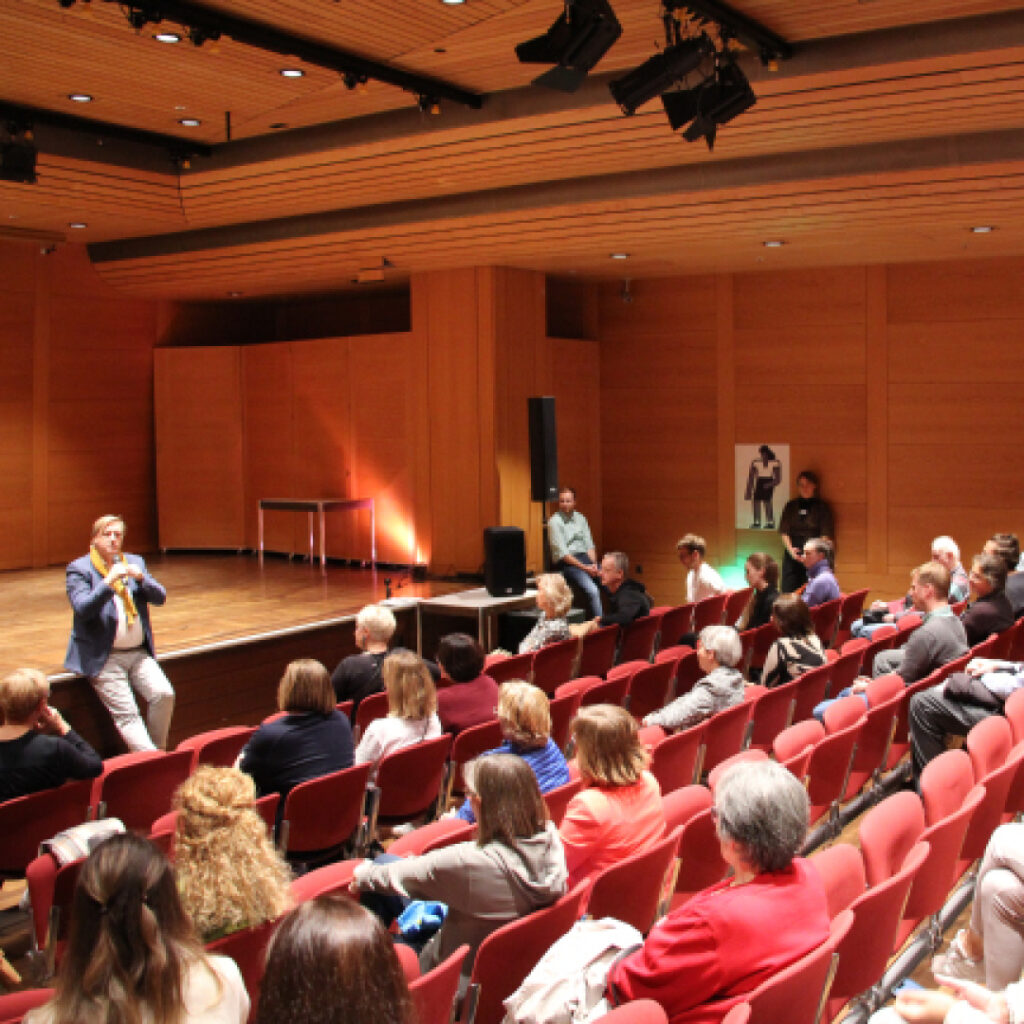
[173,766,292,942]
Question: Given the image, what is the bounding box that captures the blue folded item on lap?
[396,900,448,940]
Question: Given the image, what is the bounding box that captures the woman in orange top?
[559,704,666,888]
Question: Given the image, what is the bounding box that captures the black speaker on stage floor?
[528,396,559,502]
[484,526,526,597]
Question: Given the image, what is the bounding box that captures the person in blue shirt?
[453,681,569,823]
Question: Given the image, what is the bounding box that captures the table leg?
[318,504,326,572]
[307,510,314,565]
[416,604,423,656]
[479,608,487,651]
[370,499,377,567]
[258,504,264,566]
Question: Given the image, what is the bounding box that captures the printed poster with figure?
[735,444,790,531]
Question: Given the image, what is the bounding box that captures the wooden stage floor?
[0,553,464,679]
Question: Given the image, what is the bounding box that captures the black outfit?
[778,497,835,593]
[961,590,1015,647]
[745,586,780,630]
[331,650,439,719]
[1006,574,1024,620]
[239,710,355,821]
[598,579,652,628]
[0,729,102,802]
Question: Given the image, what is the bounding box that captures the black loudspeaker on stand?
[528,396,559,502]
[484,527,526,597]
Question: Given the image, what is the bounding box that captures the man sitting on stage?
[547,487,603,619]
[64,515,175,752]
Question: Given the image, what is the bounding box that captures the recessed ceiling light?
[442,0,466,5]
[68,93,92,103]
[228,291,243,298]
[178,118,202,127]
[68,222,87,229]
[971,225,995,234]
[763,239,785,248]
[279,68,304,78]
[154,32,181,43]
[609,252,629,260]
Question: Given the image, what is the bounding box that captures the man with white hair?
[331,604,436,715]
[852,535,969,639]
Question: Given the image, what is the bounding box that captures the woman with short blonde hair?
[559,704,665,887]
[174,766,292,942]
[355,651,441,784]
[518,573,574,654]
[451,681,570,823]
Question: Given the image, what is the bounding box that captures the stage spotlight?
[516,0,622,93]
[663,58,755,149]
[609,32,712,115]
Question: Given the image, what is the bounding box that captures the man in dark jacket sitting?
[573,550,652,635]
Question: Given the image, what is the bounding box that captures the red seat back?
[486,652,534,686]
[466,880,591,1024]
[280,761,371,857]
[579,625,621,678]
[790,664,832,723]
[375,733,454,822]
[449,718,504,795]
[25,852,85,971]
[723,588,754,625]
[693,593,729,632]
[858,790,925,886]
[809,843,866,919]
[548,690,582,753]
[618,614,664,665]
[578,674,630,708]
[673,805,729,901]
[749,622,780,671]
[543,777,583,826]
[746,678,798,752]
[661,784,713,834]
[701,702,752,776]
[355,690,391,737]
[834,589,870,648]
[671,650,704,699]
[94,749,193,833]
[388,818,477,859]
[649,725,705,794]
[810,598,842,649]
[658,606,695,649]
[626,662,675,723]
[588,827,682,933]
[176,725,256,772]
[206,916,280,1015]
[410,945,471,1024]
[531,637,580,694]
[0,777,93,876]
[289,859,361,903]
[0,988,55,1024]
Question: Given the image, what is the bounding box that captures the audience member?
[735,552,780,631]
[606,759,829,1024]
[559,705,665,888]
[986,533,1024,620]
[25,833,249,1024]
[677,534,726,604]
[518,573,574,654]
[331,605,401,717]
[435,633,499,735]
[255,896,415,1024]
[172,766,292,942]
[452,681,570,823]
[961,554,1015,647]
[817,562,968,721]
[573,552,652,637]
[547,486,602,619]
[779,471,834,593]
[761,594,825,690]
[910,655,1024,779]
[801,537,840,608]
[352,754,566,980]
[870,978,1018,1024]
[929,822,1024,991]
[642,626,744,732]
[852,536,969,639]
[354,651,441,784]
[238,659,354,817]
[64,514,175,752]
[0,668,101,802]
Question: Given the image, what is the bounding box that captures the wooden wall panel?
[242,344,296,554]
[548,337,601,553]
[155,347,244,550]
[0,241,160,570]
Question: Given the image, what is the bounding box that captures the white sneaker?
[931,930,984,984]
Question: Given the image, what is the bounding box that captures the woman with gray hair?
[518,573,574,654]
[641,625,744,733]
[606,759,830,1024]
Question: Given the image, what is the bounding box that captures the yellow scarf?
[90,545,138,625]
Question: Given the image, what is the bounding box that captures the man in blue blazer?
[64,515,175,751]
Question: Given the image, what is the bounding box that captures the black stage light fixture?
[609,31,711,115]
[665,58,755,150]
[516,0,623,93]
[0,128,37,184]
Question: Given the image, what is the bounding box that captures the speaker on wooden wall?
[528,396,559,502]
[484,526,526,597]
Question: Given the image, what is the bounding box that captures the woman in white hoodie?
[352,754,567,979]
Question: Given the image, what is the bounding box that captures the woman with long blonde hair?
[174,766,292,942]
[25,832,249,1024]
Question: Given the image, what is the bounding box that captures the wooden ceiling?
[4,0,1024,298]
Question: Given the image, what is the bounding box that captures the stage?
[0,552,466,755]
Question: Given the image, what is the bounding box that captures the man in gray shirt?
[547,487,602,618]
